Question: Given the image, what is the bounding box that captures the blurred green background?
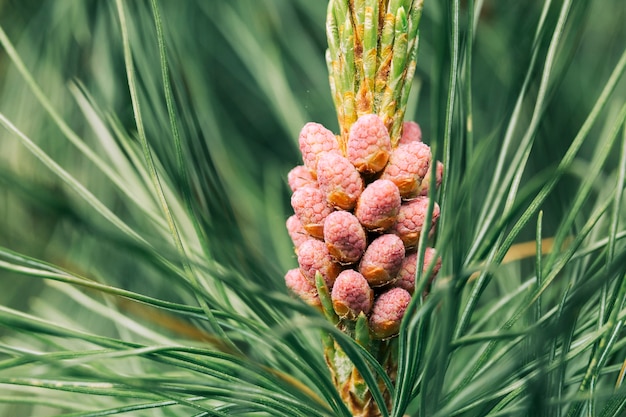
[0,0,624,415]
[0,0,624,316]
[0,0,624,315]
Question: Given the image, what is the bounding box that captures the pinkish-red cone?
[419,161,444,197]
[359,234,405,287]
[291,186,333,239]
[398,121,422,145]
[331,270,373,319]
[299,122,340,174]
[324,211,367,264]
[285,268,321,308]
[347,114,392,174]
[287,165,316,192]
[396,248,442,295]
[390,197,440,249]
[369,287,412,339]
[286,214,309,251]
[380,141,431,198]
[297,238,341,287]
[317,152,364,210]
[354,179,401,232]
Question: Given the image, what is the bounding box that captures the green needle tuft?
[327,0,423,145]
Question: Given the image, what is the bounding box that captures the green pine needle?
[0,0,625,416]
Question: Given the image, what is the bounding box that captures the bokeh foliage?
[0,0,624,416]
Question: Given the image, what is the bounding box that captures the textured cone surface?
[297,238,341,287]
[369,287,412,339]
[291,186,332,239]
[381,141,431,198]
[285,268,321,308]
[398,121,422,145]
[299,122,340,174]
[355,179,401,232]
[287,165,316,192]
[331,270,373,319]
[286,214,308,250]
[419,160,444,197]
[317,152,364,210]
[390,197,440,248]
[396,252,418,294]
[324,211,367,264]
[396,247,441,294]
[359,234,405,287]
[347,114,392,174]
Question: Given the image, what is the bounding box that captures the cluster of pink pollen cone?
[285,113,443,339]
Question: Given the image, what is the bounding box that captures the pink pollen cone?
[347,114,392,174]
[298,122,340,175]
[324,211,367,264]
[331,270,373,319]
[291,186,333,239]
[398,121,422,145]
[369,287,412,339]
[287,165,316,192]
[381,141,431,198]
[396,252,418,294]
[396,248,442,295]
[359,234,405,287]
[390,197,440,249]
[297,238,341,287]
[316,152,364,210]
[419,161,444,197]
[286,214,308,251]
[355,179,401,232]
[285,268,321,308]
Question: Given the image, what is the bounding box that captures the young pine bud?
[316,152,364,210]
[331,270,374,320]
[390,197,440,249]
[297,238,341,287]
[324,211,367,264]
[291,186,333,239]
[380,141,431,198]
[418,161,444,197]
[285,268,321,308]
[359,234,405,287]
[287,165,316,192]
[369,287,412,340]
[286,214,309,251]
[354,179,401,232]
[396,248,442,295]
[398,121,422,145]
[299,122,340,174]
[347,114,392,174]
